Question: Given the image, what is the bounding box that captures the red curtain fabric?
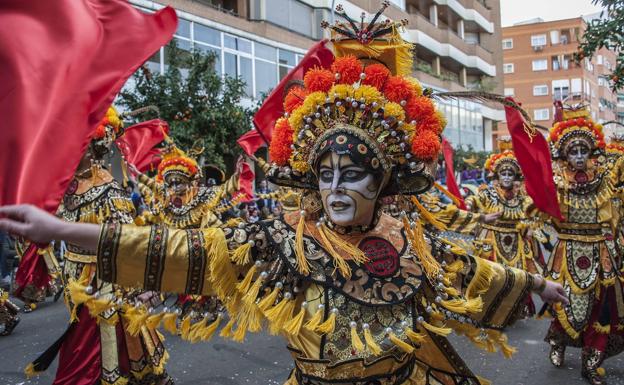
[504,98,563,220]
[441,138,466,209]
[116,119,169,172]
[238,40,334,156]
[237,162,255,201]
[0,0,177,213]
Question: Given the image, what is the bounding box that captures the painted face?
[566,143,590,171]
[164,173,195,208]
[318,153,383,227]
[497,168,516,190]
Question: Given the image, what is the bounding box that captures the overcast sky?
[500,0,603,26]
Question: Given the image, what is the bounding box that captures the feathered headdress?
[92,106,124,148]
[267,2,444,195]
[606,132,624,156]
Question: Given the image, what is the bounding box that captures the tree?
[118,41,256,168]
[576,0,624,91]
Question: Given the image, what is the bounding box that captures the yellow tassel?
[232,322,248,342]
[596,367,606,377]
[24,363,42,378]
[402,217,441,280]
[231,242,252,265]
[389,331,414,353]
[236,264,257,294]
[264,299,295,335]
[440,297,483,315]
[315,311,336,334]
[179,316,192,339]
[593,322,611,334]
[317,224,351,278]
[242,278,263,306]
[444,260,464,273]
[188,317,208,343]
[283,306,306,336]
[476,375,492,385]
[219,317,236,338]
[420,320,452,336]
[350,325,365,352]
[444,286,460,297]
[125,307,149,336]
[466,258,494,298]
[304,306,324,331]
[405,328,427,344]
[67,280,93,306]
[320,224,369,265]
[411,196,446,231]
[295,213,311,275]
[363,327,382,355]
[87,298,114,319]
[257,286,281,312]
[162,312,178,334]
[207,228,239,301]
[434,182,463,207]
[200,315,222,341]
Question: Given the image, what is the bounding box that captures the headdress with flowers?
[92,106,124,148]
[606,132,624,157]
[268,2,445,196]
[157,144,199,182]
[484,136,521,178]
[548,103,605,159]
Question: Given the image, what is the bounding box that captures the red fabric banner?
[441,138,466,210]
[237,162,255,202]
[0,0,177,213]
[238,39,334,156]
[116,119,169,172]
[504,97,563,220]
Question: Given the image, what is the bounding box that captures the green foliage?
[576,0,624,91]
[118,41,255,168]
[448,145,489,170]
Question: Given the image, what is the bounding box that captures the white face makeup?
[497,169,516,190]
[164,174,195,208]
[317,152,383,227]
[566,143,590,171]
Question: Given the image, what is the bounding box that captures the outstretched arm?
[0,205,100,250]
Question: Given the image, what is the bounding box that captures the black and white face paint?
[566,143,590,171]
[497,169,516,190]
[318,153,383,227]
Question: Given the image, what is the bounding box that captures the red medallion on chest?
[359,237,400,278]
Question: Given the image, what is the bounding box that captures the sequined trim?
[98,223,122,283]
[185,229,207,295]
[144,226,168,291]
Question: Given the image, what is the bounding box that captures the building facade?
[500,17,620,138]
[131,0,505,151]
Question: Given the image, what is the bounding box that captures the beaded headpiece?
[157,144,199,182]
[548,104,605,159]
[606,133,624,157]
[485,137,520,178]
[90,107,124,156]
[267,3,445,196]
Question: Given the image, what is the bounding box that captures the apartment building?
[131,0,505,151]
[500,17,619,138]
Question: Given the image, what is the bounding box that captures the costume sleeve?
[221,172,240,197]
[434,203,482,234]
[461,255,534,329]
[96,222,261,297]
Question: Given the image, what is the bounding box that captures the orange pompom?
[411,130,441,161]
[404,96,435,123]
[331,56,363,85]
[383,76,414,103]
[94,124,106,139]
[283,86,308,114]
[269,118,294,166]
[419,115,443,135]
[363,64,390,89]
[304,67,334,92]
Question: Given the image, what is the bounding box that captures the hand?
[0,205,65,244]
[482,212,501,224]
[536,278,569,305]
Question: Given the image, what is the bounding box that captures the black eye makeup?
[319,169,334,183]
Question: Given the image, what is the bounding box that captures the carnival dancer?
[0,287,20,336]
[13,240,62,312]
[30,107,172,385]
[0,5,568,384]
[541,104,624,385]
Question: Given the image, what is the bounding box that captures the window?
[532,59,548,71]
[571,78,582,93]
[550,30,560,45]
[278,49,296,79]
[552,79,570,100]
[503,63,514,74]
[265,0,313,37]
[533,85,548,96]
[531,34,547,47]
[502,38,513,50]
[504,88,515,96]
[534,108,550,121]
[597,55,603,65]
[598,77,607,87]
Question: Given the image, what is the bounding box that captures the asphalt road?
[1,297,623,385]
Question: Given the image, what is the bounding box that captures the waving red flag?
[116,119,169,171]
[505,97,563,220]
[238,39,334,155]
[0,0,177,213]
[441,138,466,209]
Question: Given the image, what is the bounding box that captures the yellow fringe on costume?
[162,312,178,334]
[405,328,427,344]
[24,363,42,378]
[231,242,252,265]
[411,196,447,231]
[350,325,365,352]
[264,299,295,335]
[258,286,281,311]
[420,320,452,336]
[364,327,382,355]
[389,332,415,353]
[304,307,324,331]
[434,182,463,207]
[294,213,311,275]
[593,322,611,334]
[200,315,222,341]
[283,306,306,336]
[465,258,494,299]
[315,311,337,334]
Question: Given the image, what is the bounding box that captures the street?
[1,297,623,385]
